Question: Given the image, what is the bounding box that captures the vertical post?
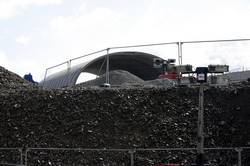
[197,84,205,166]
[25,149,28,166]
[236,148,242,166]
[67,60,71,87]
[20,149,23,165]
[105,48,110,84]
[42,69,48,88]
[67,60,71,71]
[129,150,135,166]
[177,42,183,65]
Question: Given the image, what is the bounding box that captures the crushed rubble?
[0,66,38,90]
[0,66,250,165]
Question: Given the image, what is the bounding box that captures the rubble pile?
[0,66,37,90]
[1,66,250,165]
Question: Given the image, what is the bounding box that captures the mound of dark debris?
[0,66,37,90]
[1,66,250,165]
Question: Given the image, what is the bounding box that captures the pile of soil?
[0,66,36,90]
[1,66,250,165]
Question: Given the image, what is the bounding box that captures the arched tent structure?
[40,51,164,89]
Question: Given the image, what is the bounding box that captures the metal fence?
[2,147,250,166]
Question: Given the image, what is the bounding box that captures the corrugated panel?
[39,52,163,89]
[41,62,89,89]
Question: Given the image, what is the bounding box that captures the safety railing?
[1,147,249,166]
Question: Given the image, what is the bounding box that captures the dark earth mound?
[0,66,37,90]
[1,66,250,165]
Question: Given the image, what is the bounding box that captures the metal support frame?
[42,69,48,88]
[97,56,107,77]
[197,84,205,166]
[105,48,110,84]
[67,61,71,71]
[235,148,242,166]
[129,150,135,166]
[177,42,183,65]
[19,149,23,165]
[66,60,71,87]
[25,149,28,166]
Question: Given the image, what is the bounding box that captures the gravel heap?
[1,67,250,165]
[76,70,144,87]
[76,70,175,88]
[0,66,37,90]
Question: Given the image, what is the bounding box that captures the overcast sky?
[1,0,250,82]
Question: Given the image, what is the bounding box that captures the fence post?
[197,84,205,166]
[42,69,48,88]
[19,148,24,165]
[19,148,23,165]
[105,48,110,85]
[67,60,71,87]
[25,149,29,166]
[235,148,242,166]
[129,150,135,166]
[177,42,183,65]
